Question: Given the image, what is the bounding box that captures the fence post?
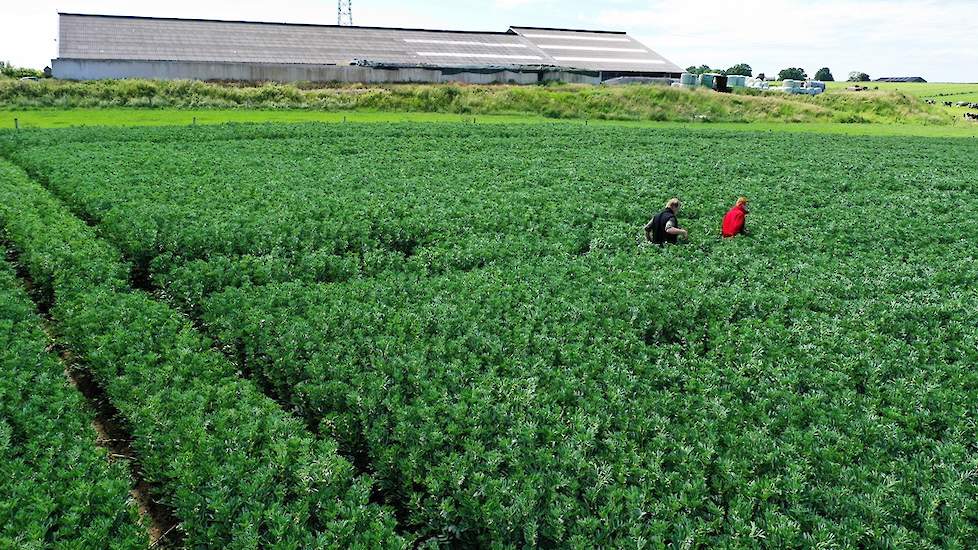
[192,117,197,126]
[14,118,18,130]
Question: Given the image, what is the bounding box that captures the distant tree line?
[814,68,834,81]
[685,63,753,77]
[0,61,48,79]
[686,64,837,82]
[776,68,834,81]
[777,68,807,81]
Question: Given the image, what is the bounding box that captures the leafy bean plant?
[0,260,145,549]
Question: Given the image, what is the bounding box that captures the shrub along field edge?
[0,78,955,126]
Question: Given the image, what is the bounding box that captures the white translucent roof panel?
[509,27,682,73]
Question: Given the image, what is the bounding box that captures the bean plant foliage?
[0,160,405,549]
[0,122,977,548]
[0,261,145,549]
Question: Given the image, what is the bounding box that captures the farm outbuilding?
[875,77,927,83]
[51,13,682,84]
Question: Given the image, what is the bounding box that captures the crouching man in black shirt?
[645,198,688,245]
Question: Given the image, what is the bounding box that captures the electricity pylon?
[337,0,353,26]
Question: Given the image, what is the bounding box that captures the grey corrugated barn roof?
[875,77,927,83]
[57,13,682,74]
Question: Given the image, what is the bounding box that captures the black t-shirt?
[646,208,678,244]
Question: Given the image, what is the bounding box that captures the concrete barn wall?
[540,71,603,84]
[52,59,601,84]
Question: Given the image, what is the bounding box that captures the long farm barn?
[52,13,683,83]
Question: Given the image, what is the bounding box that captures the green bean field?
[1,122,976,548]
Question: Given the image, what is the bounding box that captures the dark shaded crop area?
[1,122,977,548]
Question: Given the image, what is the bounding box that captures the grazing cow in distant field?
[965,113,978,121]
[944,101,953,107]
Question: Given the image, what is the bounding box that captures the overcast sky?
[3,1,976,82]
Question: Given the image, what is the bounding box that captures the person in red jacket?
[721,197,750,237]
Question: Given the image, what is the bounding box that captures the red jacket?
[721,205,748,237]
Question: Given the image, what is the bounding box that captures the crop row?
[3,123,978,547]
[0,258,145,549]
[0,159,405,548]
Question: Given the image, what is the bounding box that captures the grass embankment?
[824,81,978,121]
[0,78,954,125]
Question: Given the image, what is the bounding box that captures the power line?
[337,0,353,26]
